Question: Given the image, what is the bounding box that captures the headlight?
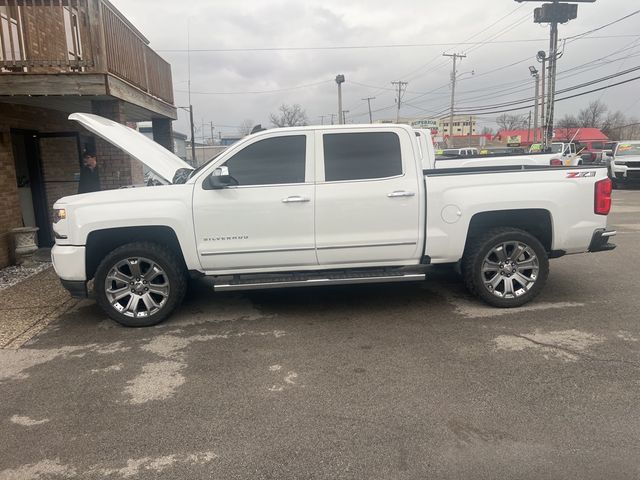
[53,208,67,223]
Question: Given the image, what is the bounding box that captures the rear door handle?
[387,190,415,198]
[282,196,310,203]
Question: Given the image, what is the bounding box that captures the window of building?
[0,6,24,63]
[223,135,306,186]
[63,6,83,65]
[323,132,402,182]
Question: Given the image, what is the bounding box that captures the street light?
[529,66,539,143]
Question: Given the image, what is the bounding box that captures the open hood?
[69,113,193,184]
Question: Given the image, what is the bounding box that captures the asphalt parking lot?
[1,188,640,480]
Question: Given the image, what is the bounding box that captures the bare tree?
[601,110,627,140]
[555,114,579,130]
[480,126,494,135]
[269,104,308,127]
[238,119,255,137]
[496,113,527,131]
[577,100,608,128]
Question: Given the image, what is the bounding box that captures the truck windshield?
[615,143,640,156]
[550,144,564,153]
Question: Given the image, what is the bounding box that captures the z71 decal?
[566,171,596,178]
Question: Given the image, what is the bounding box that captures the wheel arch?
[464,209,553,253]
[85,226,187,280]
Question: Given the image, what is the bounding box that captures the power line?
[175,79,332,95]
[563,8,640,41]
[453,74,640,116]
[454,65,640,112]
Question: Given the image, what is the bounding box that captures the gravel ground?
[0,261,51,291]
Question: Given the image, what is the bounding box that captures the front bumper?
[612,165,640,181]
[51,244,86,281]
[588,229,617,253]
[52,245,88,298]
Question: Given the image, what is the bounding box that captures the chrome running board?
[213,272,426,292]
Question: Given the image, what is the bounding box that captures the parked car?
[576,140,611,164]
[52,113,616,326]
[609,141,640,187]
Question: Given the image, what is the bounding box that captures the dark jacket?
[78,166,100,194]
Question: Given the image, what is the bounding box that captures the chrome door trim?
[201,246,315,256]
[316,241,417,251]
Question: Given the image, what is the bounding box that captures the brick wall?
[40,136,81,225]
[0,131,22,267]
[20,5,69,73]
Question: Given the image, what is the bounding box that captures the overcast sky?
[110,0,640,138]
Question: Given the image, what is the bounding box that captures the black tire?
[461,227,549,308]
[94,242,187,327]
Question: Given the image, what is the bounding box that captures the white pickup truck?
[52,114,616,327]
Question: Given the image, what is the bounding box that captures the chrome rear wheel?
[481,241,539,299]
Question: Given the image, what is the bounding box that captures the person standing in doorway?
[78,151,100,194]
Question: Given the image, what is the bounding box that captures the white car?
[609,141,640,187]
[51,113,616,326]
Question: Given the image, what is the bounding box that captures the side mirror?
[203,166,239,190]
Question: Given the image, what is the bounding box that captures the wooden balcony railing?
[101,1,173,104]
[0,0,173,105]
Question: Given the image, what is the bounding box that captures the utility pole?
[546,20,559,147]
[362,96,376,123]
[537,50,547,147]
[210,121,215,145]
[341,110,350,124]
[336,74,345,124]
[319,115,326,125]
[391,81,408,123]
[529,66,540,143]
[443,53,466,144]
[516,0,595,147]
[468,115,473,147]
[329,113,336,125]
[188,106,196,163]
[186,17,196,164]
[527,110,532,143]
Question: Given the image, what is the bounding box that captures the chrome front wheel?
[95,242,187,327]
[105,257,170,318]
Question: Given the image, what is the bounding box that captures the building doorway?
[11,129,51,247]
[11,130,84,247]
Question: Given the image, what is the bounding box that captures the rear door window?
[323,132,402,182]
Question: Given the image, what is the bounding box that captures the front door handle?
[282,196,310,203]
[387,190,415,198]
